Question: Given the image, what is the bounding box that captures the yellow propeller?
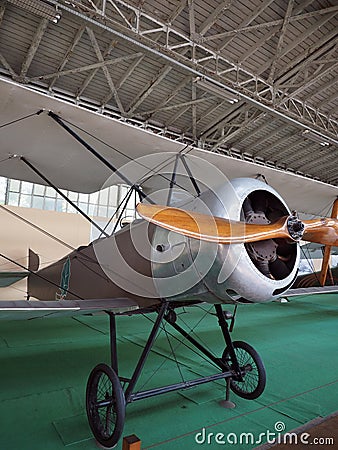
[137,204,338,247]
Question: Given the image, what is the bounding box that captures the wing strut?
[48,111,153,204]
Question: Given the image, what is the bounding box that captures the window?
[34,184,45,195]
[9,179,20,192]
[19,194,32,208]
[8,192,19,206]
[32,196,44,209]
[44,198,56,210]
[0,177,7,204]
[21,181,33,195]
[99,188,109,206]
[0,177,137,219]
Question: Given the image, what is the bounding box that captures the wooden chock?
[122,434,141,450]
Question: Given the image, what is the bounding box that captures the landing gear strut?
[86,302,266,448]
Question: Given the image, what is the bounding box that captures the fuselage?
[28,178,300,305]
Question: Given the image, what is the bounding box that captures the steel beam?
[167,0,186,24]
[195,99,227,128]
[251,124,283,155]
[143,75,192,120]
[49,25,86,90]
[76,38,118,98]
[267,0,294,84]
[31,1,338,143]
[198,0,233,36]
[238,27,280,64]
[20,18,48,78]
[166,103,192,127]
[141,95,215,117]
[86,27,125,114]
[257,11,337,78]
[0,1,5,25]
[264,133,303,159]
[280,61,338,102]
[29,53,142,82]
[211,110,260,150]
[199,101,247,138]
[236,1,316,64]
[0,52,16,76]
[191,78,197,139]
[276,33,337,87]
[316,90,338,108]
[101,54,144,106]
[127,65,172,115]
[205,5,338,43]
[217,0,275,50]
[232,116,276,147]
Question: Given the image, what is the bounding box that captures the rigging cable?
[138,304,221,392]
[0,110,44,129]
[0,252,84,300]
[0,204,157,298]
[57,115,198,196]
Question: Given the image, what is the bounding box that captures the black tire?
[222,341,266,400]
[86,363,125,448]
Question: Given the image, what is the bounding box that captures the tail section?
[0,249,39,287]
[0,271,28,287]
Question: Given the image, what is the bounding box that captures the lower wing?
[285,286,338,297]
[0,298,138,320]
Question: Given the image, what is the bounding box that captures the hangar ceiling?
[0,0,337,185]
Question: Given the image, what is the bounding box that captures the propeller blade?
[137,204,292,244]
[302,218,338,246]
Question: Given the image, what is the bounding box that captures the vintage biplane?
[1,79,338,448]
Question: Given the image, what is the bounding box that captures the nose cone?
[287,215,305,241]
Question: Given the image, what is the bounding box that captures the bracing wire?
[163,320,186,384]
[0,204,75,252]
[0,203,157,298]
[137,305,222,391]
[58,115,198,196]
[0,252,84,300]
[0,110,44,129]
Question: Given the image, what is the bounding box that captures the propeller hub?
[287,213,305,241]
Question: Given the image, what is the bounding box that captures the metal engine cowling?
[151,178,300,304]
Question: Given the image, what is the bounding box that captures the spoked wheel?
[86,363,125,448]
[222,340,266,400]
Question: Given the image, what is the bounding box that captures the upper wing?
[1,78,338,215]
[0,78,182,193]
[0,298,138,320]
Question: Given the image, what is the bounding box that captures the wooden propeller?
[302,217,338,246]
[319,199,338,286]
[137,203,338,247]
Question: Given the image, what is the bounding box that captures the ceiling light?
[7,0,61,23]
[301,129,330,147]
[195,79,239,104]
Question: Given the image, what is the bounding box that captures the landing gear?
[86,363,125,449]
[86,303,266,448]
[222,341,266,400]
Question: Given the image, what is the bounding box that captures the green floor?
[0,294,337,449]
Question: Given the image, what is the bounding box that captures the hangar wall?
[0,205,91,300]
